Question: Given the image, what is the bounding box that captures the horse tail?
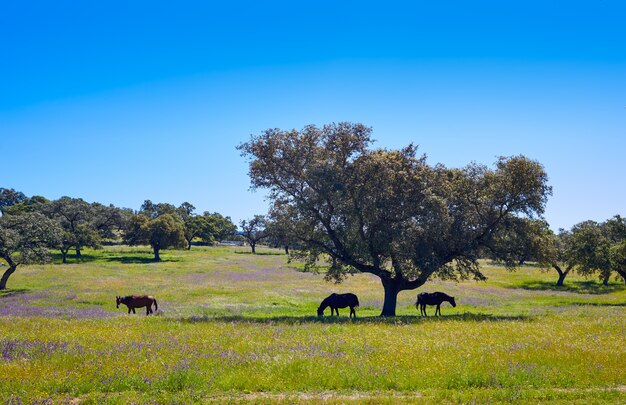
[153,298,158,312]
[415,295,421,308]
[355,296,360,308]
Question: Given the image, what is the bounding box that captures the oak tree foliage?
[239,123,552,316]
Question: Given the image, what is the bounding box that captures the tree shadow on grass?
[512,280,625,295]
[569,301,626,307]
[233,251,285,256]
[51,253,180,264]
[173,312,530,325]
[0,288,29,298]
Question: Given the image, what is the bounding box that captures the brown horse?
[317,293,359,318]
[116,295,158,315]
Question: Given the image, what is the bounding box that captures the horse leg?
[128,307,131,314]
[132,308,136,314]
[436,304,441,316]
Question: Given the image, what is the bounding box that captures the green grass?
[1,246,625,403]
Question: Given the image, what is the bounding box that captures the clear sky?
[1,1,624,230]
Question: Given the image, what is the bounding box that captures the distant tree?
[544,229,576,286]
[203,212,237,243]
[573,216,626,285]
[0,212,61,289]
[265,205,296,254]
[139,200,177,219]
[0,188,28,215]
[1,194,50,216]
[47,197,100,259]
[182,215,215,250]
[605,215,626,283]
[240,215,268,254]
[490,219,576,286]
[124,213,186,261]
[239,123,551,316]
[91,203,128,240]
[173,202,208,250]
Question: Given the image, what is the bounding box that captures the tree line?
[0,190,238,289]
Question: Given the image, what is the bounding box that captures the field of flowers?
[1,245,625,403]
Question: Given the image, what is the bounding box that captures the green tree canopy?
[45,197,100,261]
[124,213,186,261]
[0,212,61,289]
[239,122,552,316]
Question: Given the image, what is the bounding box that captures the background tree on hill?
[240,215,268,254]
[124,213,186,261]
[239,122,552,316]
[0,212,61,290]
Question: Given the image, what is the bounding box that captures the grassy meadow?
[1,245,625,404]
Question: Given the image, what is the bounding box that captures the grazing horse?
[116,295,158,316]
[317,293,359,318]
[416,292,456,316]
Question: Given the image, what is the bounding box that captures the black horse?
[416,292,456,316]
[317,293,359,318]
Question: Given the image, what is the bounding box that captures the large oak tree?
[239,123,551,316]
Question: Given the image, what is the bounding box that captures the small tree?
[240,215,268,254]
[0,212,61,290]
[124,213,185,261]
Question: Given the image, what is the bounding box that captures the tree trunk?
[556,272,567,286]
[187,238,192,250]
[250,242,256,254]
[380,279,400,317]
[553,264,569,286]
[153,247,161,262]
[0,265,17,290]
[284,245,289,255]
[61,249,68,264]
[75,247,82,258]
[602,273,610,286]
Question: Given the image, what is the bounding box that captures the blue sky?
[1,1,625,230]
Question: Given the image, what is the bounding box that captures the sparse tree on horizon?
[240,215,268,254]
